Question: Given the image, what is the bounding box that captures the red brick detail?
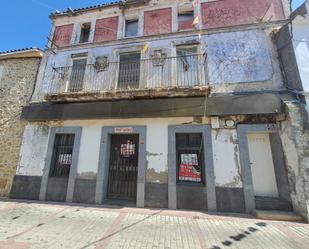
[144,8,172,36]
[201,0,285,29]
[52,24,74,47]
[178,19,194,30]
[94,16,118,43]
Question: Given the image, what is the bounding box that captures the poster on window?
[179,153,201,182]
[58,154,72,166]
[121,141,135,157]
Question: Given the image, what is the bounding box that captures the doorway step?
[255,196,293,212]
[253,210,303,222]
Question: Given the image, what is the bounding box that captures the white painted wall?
[212,129,242,187]
[17,123,50,176]
[292,16,309,115]
[16,118,243,188]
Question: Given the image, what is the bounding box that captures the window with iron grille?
[176,133,204,184]
[49,134,75,177]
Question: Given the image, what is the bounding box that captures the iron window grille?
[176,133,204,184]
[49,134,75,177]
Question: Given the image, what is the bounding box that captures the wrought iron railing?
[45,54,208,95]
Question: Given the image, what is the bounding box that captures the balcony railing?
[45,54,209,100]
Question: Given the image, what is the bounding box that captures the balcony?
[44,54,210,102]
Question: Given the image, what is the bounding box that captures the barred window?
[176,133,204,183]
[50,134,75,177]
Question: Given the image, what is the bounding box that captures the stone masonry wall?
[0,57,40,197]
[280,101,309,221]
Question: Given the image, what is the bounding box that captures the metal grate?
[50,134,75,177]
[107,134,139,201]
[176,133,204,183]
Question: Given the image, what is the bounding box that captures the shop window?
[176,133,204,183]
[50,134,75,177]
[125,19,138,37]
[178,11,194,30]
[79,23,91,43]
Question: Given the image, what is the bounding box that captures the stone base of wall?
[10,175,41,200]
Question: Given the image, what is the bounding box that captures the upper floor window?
[125,19,138,37]
[178,11,194,30]
[79,23,91,43]
[68,58,87,92]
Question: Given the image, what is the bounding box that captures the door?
[247,133,279,198]
[118,52,141,89]
[176,45,199,87]
[68,58,87,92]
[107,134,139,201]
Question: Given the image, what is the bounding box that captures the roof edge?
[0,48,43,60]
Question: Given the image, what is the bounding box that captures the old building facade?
[276,0,309,221]
[0,48,42,197]
[11,0,308,220]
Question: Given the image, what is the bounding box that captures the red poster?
[179,154,201,182]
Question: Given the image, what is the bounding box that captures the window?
[176,133,204,183]
[125,19,138,37]
[176,45,199,86]
[178,11,194,30]
[50,134,75,177]
[79,23,91,43]
[68,58,87,92]
[118,52,141,89]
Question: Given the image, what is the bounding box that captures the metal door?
[107,134,139,201]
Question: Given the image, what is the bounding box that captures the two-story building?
[11,0,305,219]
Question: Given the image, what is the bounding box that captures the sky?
[0,0,306,52]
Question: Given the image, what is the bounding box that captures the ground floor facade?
[10,115,294,215]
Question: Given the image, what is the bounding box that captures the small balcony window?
[79,23,91,43]
[118,52,141,89]
[178,11,194,30]
[125,19,138,37]
[68,58,87,92]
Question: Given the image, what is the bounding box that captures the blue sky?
[0,0,306,52]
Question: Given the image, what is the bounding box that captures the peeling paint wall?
[53,24,74,47]
[17,123,50,176]
[33,29,281,102]
[201,0,285,29]
[144,8,172,36]
[212,129,242,188]
[94,16,119,43]
[16,118,193,183]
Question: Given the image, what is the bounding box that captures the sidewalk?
[0,200,308,249]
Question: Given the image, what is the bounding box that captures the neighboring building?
[0,48,43,197]
[275,0,309,221]
[11,0,306,219]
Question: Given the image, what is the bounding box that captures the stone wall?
[280,101,309,221]
[0,57,41,196]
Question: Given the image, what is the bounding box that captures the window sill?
[177,182,205,187]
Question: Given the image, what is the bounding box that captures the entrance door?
[107,134,139,201]
[247,133,279,198]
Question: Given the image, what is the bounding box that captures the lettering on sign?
[114,127,134,133]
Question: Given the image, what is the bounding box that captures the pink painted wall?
[94,16,118,43]
[53,24,74,47]
[144,8,172,36]
[201,0,285,29]
[178,18,194,30]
